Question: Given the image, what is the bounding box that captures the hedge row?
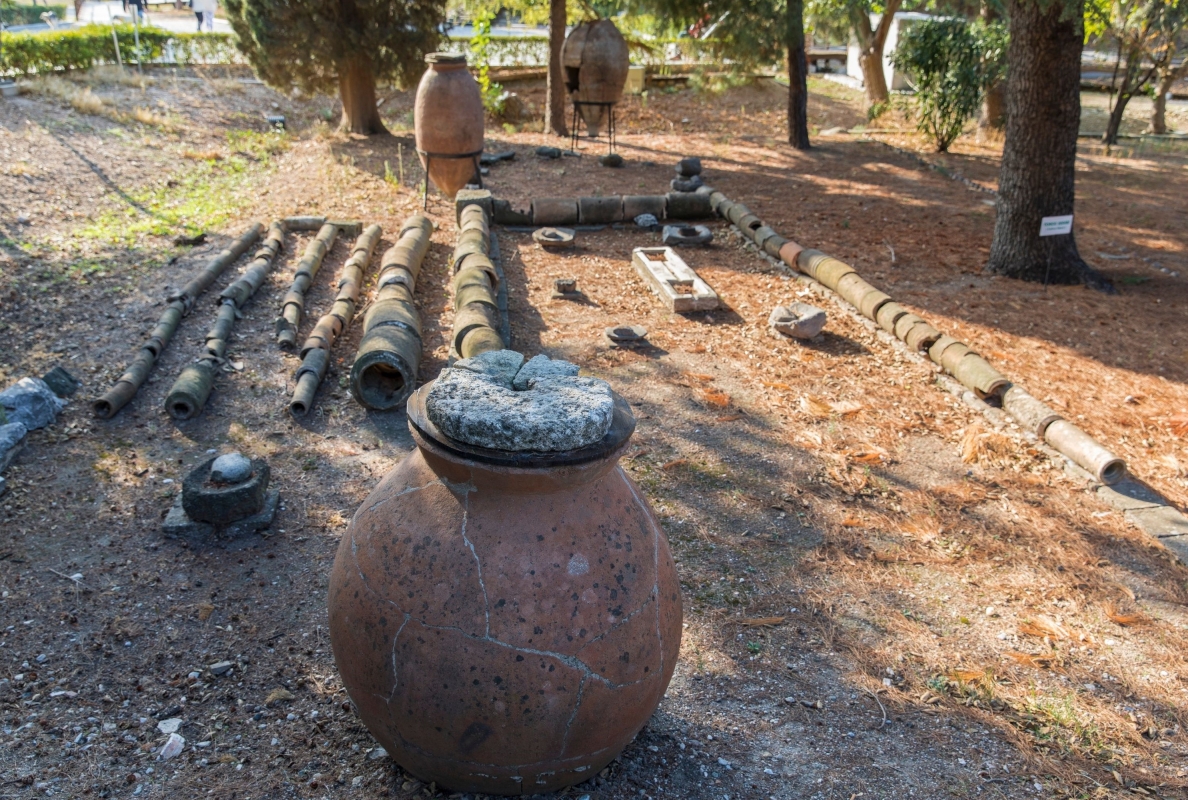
[1,3,68,25]
[0,25,240,75]
[444,33,719,69]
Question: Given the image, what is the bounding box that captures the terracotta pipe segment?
[778,240,805,269]
[1044,419,1127,484]
[289,225,383,416]
[579,196,625,225]
[929,336,971,373]
[1002,385,1063,437]
[453,303,502,354]
[665,191,713,220]
[725,202,752,226]
[735,213,762,234]
[835,273,891,319]
[532,198,579,226]
[951,353,1011,400]
[708,191,729,215]
[349,216,435,411]
[165,223,286,421]
[276,222,339,349]
[93,223,264,419]
[875,301,909,333]
[456,253,499,293]
[459,325,505,358]
[750,225,778,248]
[300,223,384,356]
[763,234,789,258]
[290,348,330,417]
[623,195,667,220]
[492,199,533,226]
[893,312,926,341]
[813,258,857,292]
[453,267,497,310]
[284,216,327,232]
[904,321,942,352]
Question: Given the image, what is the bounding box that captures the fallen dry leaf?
[739,616,785,628]
[830,400,864,417]
[265,687,295,706]
[762,381,793,391]
[841,515,864,527]
[688,373,716,382]
[845,449,887,465]
[702,390,731,408]
[1006,651,1059,669]
[948,669,986,683]
[1105,603,1150,627]
[801,395,834,418]
[1169,415,1188,437]
[1018,615,1070,640]
[196,603,215,622]
[661,459,688,471]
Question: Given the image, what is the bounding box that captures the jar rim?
[425,52,468,66]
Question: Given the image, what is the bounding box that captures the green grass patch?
[77,129,288,247]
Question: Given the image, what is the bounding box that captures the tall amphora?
[414,53,485,199]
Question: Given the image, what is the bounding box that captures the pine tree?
[224,0,448,135]
[644,0,811,149]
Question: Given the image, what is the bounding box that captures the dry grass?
[2,160,38,177]
[27,76,110,116]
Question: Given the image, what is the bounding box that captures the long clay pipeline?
[92,223,264,419]
[165,221,286,420]
[349,215,435,411]
[290,224,384,416]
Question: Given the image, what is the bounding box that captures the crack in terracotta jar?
[328,373,683,795]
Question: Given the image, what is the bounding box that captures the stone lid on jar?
[410,351,635,468]
[425,52,468,66]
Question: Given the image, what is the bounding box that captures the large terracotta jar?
[561,19,630,136]
[328,382,682,795]
[414,53,485,199]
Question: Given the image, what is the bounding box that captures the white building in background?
[846,11,936,91]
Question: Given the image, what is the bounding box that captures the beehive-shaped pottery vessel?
[561,19,630,136]
[328,358,682,796]
[414,53,485,198]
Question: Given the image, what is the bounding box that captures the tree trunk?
[852,0,901,111]
[1151,75,1171,134]
[1103,45,1141,145]
[545,0,568,137]
[986,0,1113,291]
[1149,56,1188,134]
[786,0,810,149]
[338,55,386,136]
[979,83,1007,133]
[977,0,1005,135]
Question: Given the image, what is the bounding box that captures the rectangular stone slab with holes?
[631,247,719,313]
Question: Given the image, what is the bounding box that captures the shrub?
[0,24,239,76]
[890,18,1006,152]
[1,1,68,26]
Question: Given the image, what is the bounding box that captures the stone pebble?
[210,453,253,484]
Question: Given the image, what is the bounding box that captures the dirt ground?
[1,67,1187,800]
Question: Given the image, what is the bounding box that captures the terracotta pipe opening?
[1101,459,1127,484]
[359,363,406,408]
[170,400,194,420]
[92,399,114,419]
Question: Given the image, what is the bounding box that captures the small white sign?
[1040,215,1073,237]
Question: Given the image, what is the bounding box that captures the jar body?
[414,58,485,198]
[328,438,682,795]
[561,20,630,136]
